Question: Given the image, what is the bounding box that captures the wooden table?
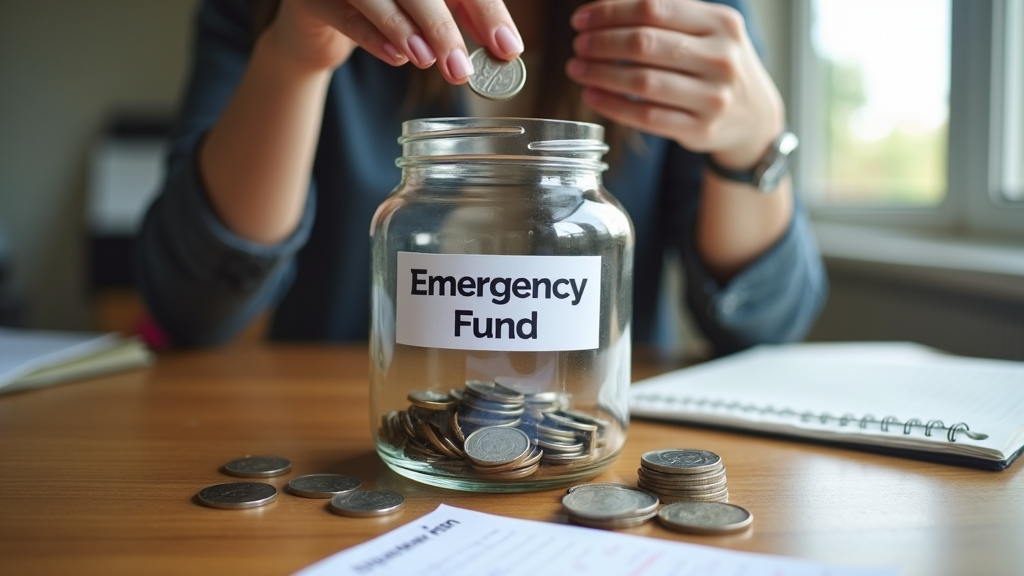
[1,345,1022,576]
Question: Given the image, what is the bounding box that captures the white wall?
[0,0,201,329]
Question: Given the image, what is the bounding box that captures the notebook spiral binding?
[630,394,990,443]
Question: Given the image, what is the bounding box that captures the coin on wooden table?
[467,47,526,100]
[286,474,362,499]
[563,485,659,529]
[329,489,405,517]
[464,426,532,467]
[223,455,292,478]
[641,449,722,474]
[657,501,752,534]
[197,482,277,510]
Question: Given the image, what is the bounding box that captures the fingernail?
[567,59,587,77]
[571,9,590,29]
[382,42,407,64]
[407,34,436,67]
[494,25,524,56]
[447,48,475,80]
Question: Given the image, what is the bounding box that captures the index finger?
[571,0,725,36]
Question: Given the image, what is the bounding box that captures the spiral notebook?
[629,342,1024,470]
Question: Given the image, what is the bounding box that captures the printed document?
[295,504,896,576]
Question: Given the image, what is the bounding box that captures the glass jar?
[369,117,634,492]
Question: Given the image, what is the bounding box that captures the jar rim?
[398,117,609,171]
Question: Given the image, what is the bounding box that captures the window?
[992,0,1024,203]
[805,0,950,207]
[791,0,1024,238]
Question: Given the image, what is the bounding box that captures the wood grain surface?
[0,345,1021,576]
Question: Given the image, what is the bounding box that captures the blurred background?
[0,0,1021,359]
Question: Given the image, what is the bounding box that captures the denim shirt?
[137,0,827,353]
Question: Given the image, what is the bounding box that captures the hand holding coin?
[266,0,526,84]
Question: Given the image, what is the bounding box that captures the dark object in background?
[87,115,170,290]
[0,226,26,327]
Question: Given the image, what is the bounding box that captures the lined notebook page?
[629,343,1024,464]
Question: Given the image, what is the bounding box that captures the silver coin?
[569,509,658,530]
[197,482,277,510]
[637,466,726,483]
[641,449,721,474]
[223,455,292,478]
[567,482,637,494]
[657,501,752,534]
[638,480,730,500]
[464,426,532,466]
[467,47,526,101]
[562,486,643,520]
[407,390,455,410]
[286,474,362,498]
[329,489,405,517]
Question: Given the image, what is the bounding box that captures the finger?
[311,2,409,66]
[571,0,734,37]
[566,58,724,116]
[349,0,436,68]
[580,87,709,150]
[452,3,488,47]
[450,0,524,59]
[396,0,475,83]
[574,27,720,79]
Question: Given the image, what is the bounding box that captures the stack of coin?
[458,381,526,432]
[637,449,729,503]
[562,484,660,529]
[378,380,612,477]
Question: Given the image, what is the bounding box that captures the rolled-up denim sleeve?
[135,0,315,346]
[681,199,828,355]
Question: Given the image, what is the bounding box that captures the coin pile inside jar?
[378,380,610,478]
[637,449,728,503]
[562,483,660,529]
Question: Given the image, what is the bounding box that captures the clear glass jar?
[369,117,634,492]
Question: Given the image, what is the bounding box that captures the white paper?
[0,328,120,388]
[396,253,601,352]
[294,504,896,576]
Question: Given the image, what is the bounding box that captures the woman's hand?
[566,0,784,171]
[265,0,525,84]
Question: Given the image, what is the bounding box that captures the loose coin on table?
[657,501,753,534]
[286,474,362,499]
[197,482,277,510]
[222,455,292,478]
[329,489,405,518]
[562,484,659,529]
[467,47,526,100]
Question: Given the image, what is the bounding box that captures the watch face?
[754,131,798,192]
[756,156,792,192]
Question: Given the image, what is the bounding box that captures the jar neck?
[400,162,604,193]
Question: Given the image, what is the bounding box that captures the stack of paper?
[0,328,153,394]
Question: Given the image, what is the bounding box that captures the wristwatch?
[705,130,799,193]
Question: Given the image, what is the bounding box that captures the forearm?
[696,172,793,282]
[200,29,333,245]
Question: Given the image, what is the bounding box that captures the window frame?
[790,0,1024,240]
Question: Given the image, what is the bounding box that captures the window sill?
[812,221,1024,303]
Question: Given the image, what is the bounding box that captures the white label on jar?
[396,252,601,352]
